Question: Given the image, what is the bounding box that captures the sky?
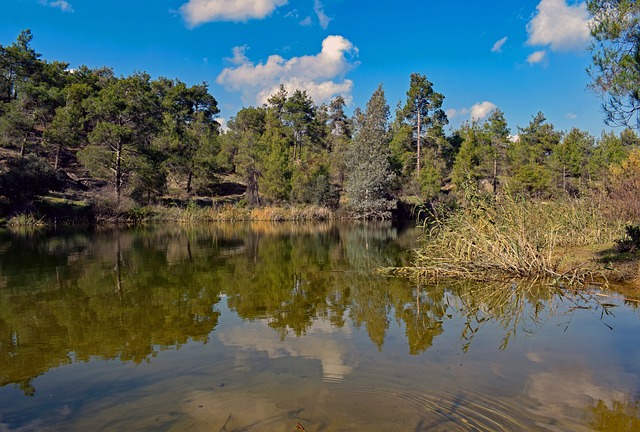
[0,0,617,136]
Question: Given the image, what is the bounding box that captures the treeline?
[1,30,640,220]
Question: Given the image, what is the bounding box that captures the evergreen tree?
[0,29,40,103]
[225,107,267,205]
[484,109,510,194]
[344,85,396,218]
[78,73,161,204]
[451,121,492,191]
[401,73,448,175]
[507,112,562,197]
[260,108,292,202]
[587,0,640,127]
[389,103,415,181]
[587,128,640,181]
[44,82,92,169]
[153,78,220,195]
[551,128,594,195]
[283,89,316,160]
[327,95,352,189]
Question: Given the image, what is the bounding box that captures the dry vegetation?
[381,193,629,285]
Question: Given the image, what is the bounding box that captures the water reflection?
[0,222,639,430]
[0,226,226,395]
[0,223,637,393]
[218,316,354,382]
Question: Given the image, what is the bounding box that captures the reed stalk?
[383,193,624,283]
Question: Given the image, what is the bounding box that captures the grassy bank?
[381,193,629,284]
[1,199,338,227]
[147,203,335,223]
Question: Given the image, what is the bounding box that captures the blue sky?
[1,0,614,136]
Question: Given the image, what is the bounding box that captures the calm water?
[0,222,639,431]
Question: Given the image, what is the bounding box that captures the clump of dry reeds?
[146,203,334,223]
[7,213,47,227]
[249,205,332,221]
[384,193,624,283]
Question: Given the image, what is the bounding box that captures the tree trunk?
[416,109,422,175]
[55,142,62,170]
[187,171,193,195]
[493,156,498,195]
[115,235,123,296]
[115,140,123,204]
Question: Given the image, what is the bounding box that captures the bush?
[615,224,640,253]
[0,155,63,206]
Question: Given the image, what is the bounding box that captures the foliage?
[507,112,562,197]
[0,154,62,206]
[451,121,493,190]
[607,147,640,220]
[153,78,220,196]
[401,73,448,175]
[551,128,594,195]
[344,85,397,218]
[615,224,640,252]
[2,29,640,223]
[225,106,266,206]
[588,0,640,127]
[79,72,161,203]
[6,213,46,227]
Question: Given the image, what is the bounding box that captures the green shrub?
[615,224,640,253]
[0,155,63,206]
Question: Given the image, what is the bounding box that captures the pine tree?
[78,73,161,204]
[507,112,562,197]
[402,73,448,175]
[261,108,292,202]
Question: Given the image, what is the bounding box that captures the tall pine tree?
[345,85,396,218]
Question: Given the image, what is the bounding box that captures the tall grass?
[387,193,624,283]
[132,203,334,223]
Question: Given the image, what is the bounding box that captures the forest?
[0,24,639,226]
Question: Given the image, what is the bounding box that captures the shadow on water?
[0,222,639,430]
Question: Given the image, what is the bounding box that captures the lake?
[0,222,638,431]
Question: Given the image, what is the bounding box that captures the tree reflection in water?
[0,227,224,396]
[0,222,637,404]
[588,394,640,431]
[435,278,631,352]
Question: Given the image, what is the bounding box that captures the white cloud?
[180,0,288,26]
[526,0,590,51]
[299,16,313,26]
[227,45,250,65]
[565,112,578,120]
[40,0,74,12]
[314,0,332,29]
[491,36,508,53]
[216,35,358,106]
[527,49,547,64]
[445,108,461,119]
[447,101,497,121]
[218,318,354,381]
[470,101,498,120]
[217,117,229,132]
